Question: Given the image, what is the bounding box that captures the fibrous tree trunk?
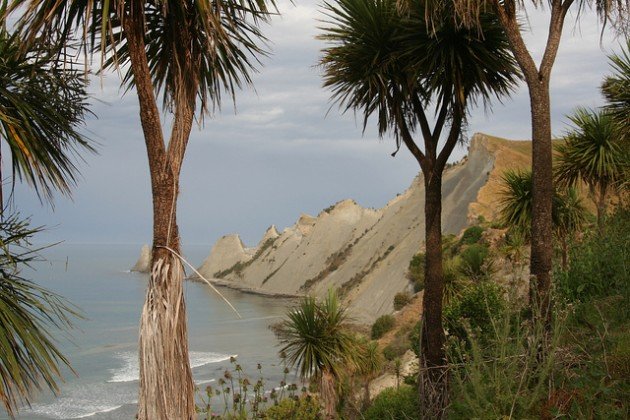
[419,170,447,419]
[320,368,337,419]
[596,181,608,233]
[394,98,462,418]
[123,5,197,419]
[528,80,554,322]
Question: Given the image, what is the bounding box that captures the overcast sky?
[9,0,623,251]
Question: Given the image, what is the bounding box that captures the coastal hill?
[186,133,532,322]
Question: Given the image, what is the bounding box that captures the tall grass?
[447,296,562,418]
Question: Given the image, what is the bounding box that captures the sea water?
[3,243,294,419]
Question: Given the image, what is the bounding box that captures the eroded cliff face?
[192,133,531,323]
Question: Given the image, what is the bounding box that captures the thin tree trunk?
[596,181,608,234]
[490,0,573,325]
[363,381,370,409]
[122,6,196,419]
[528,81,554,323]
[320,368,337,419]
[419,171,447,419]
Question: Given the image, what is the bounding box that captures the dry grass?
[469,134,533,222]
[138,256,196,419]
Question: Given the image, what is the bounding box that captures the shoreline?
[187,276,303,299]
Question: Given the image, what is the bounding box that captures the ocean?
[4,243,295,419]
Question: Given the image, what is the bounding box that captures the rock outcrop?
[192,133,531,322]
[131,244,152,273]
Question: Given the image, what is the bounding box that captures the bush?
[459,243,490,279]
[459,225,485,246]
[263,394,321,419]
[393,292,412,310]
[371,315,395,339]
[444,282,505,345]
[407,253,424,292]
[363,386,419,420]
[443,256,468,304]
[448,304,561,419]
[556,208,629,305]
[382,328,411,361]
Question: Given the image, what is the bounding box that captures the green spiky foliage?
[0,212,80,417]
[555,107,626,230]
[279,289,356,380]
[278,290,357,417]
[500,169,588,235]
[602,40,630,194]
[602,39,630,143]
[0,23,92,205]
[499,169,588,270]
[11,0,274,114]
[499,169,534,236]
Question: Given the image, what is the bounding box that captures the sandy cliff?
[192,133,531,322]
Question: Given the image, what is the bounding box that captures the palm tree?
[0,10,90,415]
[0,24,92,207]
[355,339,384,409]
[449,0,629,325]
[9,1,275,418]
[555,107,625,231]
[498,169,588,270]
[320,0,518,414]
[278,290,357,418]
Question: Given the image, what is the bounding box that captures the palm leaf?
[0,212,81,417]
[0,27,93,204]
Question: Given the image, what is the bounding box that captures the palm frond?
[555,107,625,191]
[0,27,93,204]
[319,0,519,142]
[12,0,277,119]
[278,290,356,381]
[0,212,81,417]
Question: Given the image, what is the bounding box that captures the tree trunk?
[596,181,608,234]
[362,381,370,409]
[490,0,572,327]
[419,171,447,419]
[320,368,337,419]
[122,7,196,419]
[137,174,196,420]
[528,81,554,323]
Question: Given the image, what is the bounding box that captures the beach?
[4,243,294,420]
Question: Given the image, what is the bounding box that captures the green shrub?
[608,330,630,380]
[393,292,412,310]
[444,282,505,345]
[382,330,410,361]
[443,256,468,304]
[363,386,419,420]
[408,321,421,359]
[448,304,560,419]
[556,208,629,305]
[263,394,321,419]
[459,243,490,279]
[459,225,485,246]
[407,253,424,291]
[371,315,395,339]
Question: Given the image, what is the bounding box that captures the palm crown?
[12,0,276,117]
[320,0,518,144]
